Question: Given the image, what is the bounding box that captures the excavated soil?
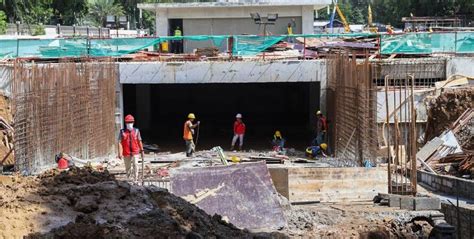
[424,88,474,149]
[1,167,438,239]
[0,94,13,166]
[0,167,284,239]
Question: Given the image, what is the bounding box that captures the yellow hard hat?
[320,143,328,150]
[231,156,240,163]
[316,110,322,115]
[188,113,196,119]
[274,130,281,137]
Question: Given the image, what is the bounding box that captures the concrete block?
[414,197,441,211]
[389,194,402,208]
[400,196,415,210]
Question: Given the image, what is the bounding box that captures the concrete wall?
[152,5,317,36]
[119,60,326,84]
[417,170,474,200]
[441,203,474,239]
[268,166,388,202]
[446,57,474,77]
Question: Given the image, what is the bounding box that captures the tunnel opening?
[123,82,320,152]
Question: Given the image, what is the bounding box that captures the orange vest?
[120,128,141,156]
[183,120,193,140]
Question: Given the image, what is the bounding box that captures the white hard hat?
[236,113,242,118]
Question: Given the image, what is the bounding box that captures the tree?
[0,10,6,34]
[51,0,88,25]
[88,0,124,27]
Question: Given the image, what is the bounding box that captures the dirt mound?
[1,167,284,239]
[424,88,474,149]
[0,94,13,166]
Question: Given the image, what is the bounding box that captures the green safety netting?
[233,35,286,56]
[380,32,474,54]
[1,32,472,59]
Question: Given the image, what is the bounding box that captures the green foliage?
[88,0,125,27]
[32,24,45,36]
[0,10,6,34]
[51,0,88,25]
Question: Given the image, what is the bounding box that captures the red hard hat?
[124,114,135,123]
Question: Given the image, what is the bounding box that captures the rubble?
[0,167,283,238]
[424,88,474,149]
[0,93,13,167]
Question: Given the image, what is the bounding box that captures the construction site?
[0,0,474,238]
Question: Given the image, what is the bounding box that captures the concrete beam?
[301,5,314,34]
[119,60,326,84]
[155,10,169,37]
[268,167,388,203]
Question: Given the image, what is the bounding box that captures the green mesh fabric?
[380,32,474,54]
[1,32,472,59]
[233,35,286,56]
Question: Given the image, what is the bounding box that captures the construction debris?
[0,167,283,238]
[195,47,220,57]
[424,88,474,149]
[436,151,474,177]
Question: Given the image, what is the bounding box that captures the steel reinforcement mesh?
[326,52,378,165]
[12,60,116,174]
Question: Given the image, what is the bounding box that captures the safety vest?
[174,29,182,37]
[287,26,293,35]
[120,128,141,156]
[183,120,193,140]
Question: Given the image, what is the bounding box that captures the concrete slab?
[414,197,441,211]
[169,161,286,230]
[119,60,326,84]
[269,166,388,203]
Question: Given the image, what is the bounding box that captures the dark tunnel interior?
[123,82,320,152]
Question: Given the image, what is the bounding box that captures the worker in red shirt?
[313,110,328,146]
[231,113,246,151]
[118,114,144,181]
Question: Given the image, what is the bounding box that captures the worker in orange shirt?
[184,113,200,157]
[118,114,144,181]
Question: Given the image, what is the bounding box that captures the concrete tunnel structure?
[118,60,326,150]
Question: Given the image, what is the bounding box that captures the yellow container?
[161,41,169,52]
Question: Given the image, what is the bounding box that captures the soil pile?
[0,94,13,166]
[424,88,474,149]
[0,167,284,239]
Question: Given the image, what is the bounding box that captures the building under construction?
[0,1,473,238]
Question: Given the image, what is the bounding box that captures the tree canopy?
[0,0,472,32]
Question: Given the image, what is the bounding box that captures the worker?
[287,19,296,43]
[272,130,286,151]
[184,113,200,157]
[118,114,144,181]
[387,25,394,34]
[173,26,183,54]
[55,152,72,170]
[313,110,328,146]
[306,143,328,159]
[231,113,246,151]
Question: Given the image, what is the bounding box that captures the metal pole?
[409,74,417,195]
[141,153,145,186]
[303,36,306,59]
[385,75,392,193]
[263,23,266,61]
